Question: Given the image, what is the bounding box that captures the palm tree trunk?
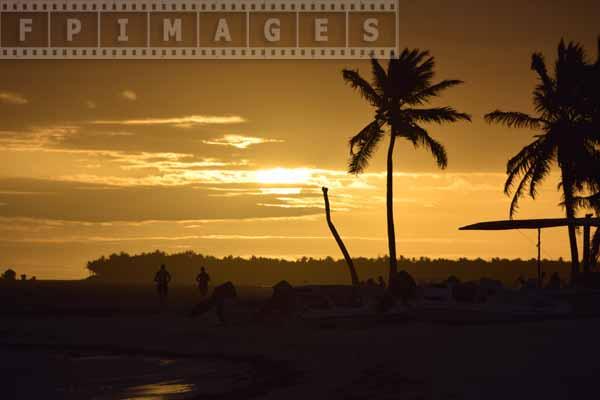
[386,132,398,282]
[322,187,359,286]
[583,214,592,273]
[591,228,600,270]
[561,171,580,281]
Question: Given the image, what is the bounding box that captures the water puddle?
[122,380,195,399]
[3,348,269,399]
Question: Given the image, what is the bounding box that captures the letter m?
[163,19,182,42]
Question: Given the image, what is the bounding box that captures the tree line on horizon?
[342,37,600,286]
[86,250,572,287]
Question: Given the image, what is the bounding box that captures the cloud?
[0,126,79,150]
[0,91,28,105]
[92,115,246,128]
[202,134,283,149]
[121,90,137,101]
[92,131,135,137]
[0,234,385,244]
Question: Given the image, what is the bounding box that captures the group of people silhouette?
[153,264,211,303]
[152,264,238,324]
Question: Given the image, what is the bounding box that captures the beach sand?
[2,282,600,399]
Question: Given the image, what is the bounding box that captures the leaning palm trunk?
[322,187,359,286]
[386,132,398,281]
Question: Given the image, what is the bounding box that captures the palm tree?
[485,39,600,278]
[572,38,600,269]
[342,52,471,281]
[588,40,600,268]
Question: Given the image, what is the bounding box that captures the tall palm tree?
[573,38,600,269]
[342,51,471,281]
[588,39,600,268]
[485,39,600,278]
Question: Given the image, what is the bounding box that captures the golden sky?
[0,0,599,278]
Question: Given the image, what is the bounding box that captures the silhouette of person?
[377,276,386,289]
[191,281,237,325]
[196,267,210,297]
[547,272,562,290]
[256,280,298,321]
[154,264,171,303]
[389,270,417,305]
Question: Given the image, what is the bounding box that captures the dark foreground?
[1,282,600,399]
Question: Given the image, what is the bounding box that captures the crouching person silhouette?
[255,280,299,322]
[191,281,237,325]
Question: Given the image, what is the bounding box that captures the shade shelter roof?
[459,218,600,231]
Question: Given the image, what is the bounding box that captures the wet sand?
[2,283,600,399]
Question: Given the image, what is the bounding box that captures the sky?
[1,0,599,279]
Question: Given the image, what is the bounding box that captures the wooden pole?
[322,187,359,287]
[537,228,542,288]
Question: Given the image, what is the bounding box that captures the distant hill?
[86,251,572,287]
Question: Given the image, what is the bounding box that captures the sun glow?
[254,168,314,185]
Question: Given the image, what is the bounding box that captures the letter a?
[214,18,232,42]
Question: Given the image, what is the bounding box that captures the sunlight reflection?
[125,380,195,399]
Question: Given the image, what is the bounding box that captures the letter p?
[67,18,82,42]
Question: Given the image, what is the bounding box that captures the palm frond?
[405,79,465,106]
[348,121,385,174]
[532,85,557,118]
[508,168,534,218]
[504,138,544,195]
[530,52,558,117]
[388,49,435,99]
[485,111,545,129]
[409,50,435,84]
[589,192,600,213]
[342,69,382,107]
[531,52,554,89]
[573,192,600,212]
[527,140,555,198]
[405,125,448,169]
[406,107,471,124]
[370,58,387,93]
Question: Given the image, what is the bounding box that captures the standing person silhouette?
[196,267,210,297]
[154,264,171,304]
